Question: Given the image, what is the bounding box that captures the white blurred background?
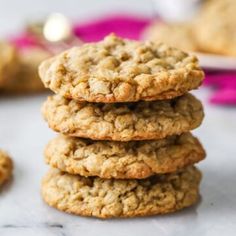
[0,0,202,36]
[0,0,154,36]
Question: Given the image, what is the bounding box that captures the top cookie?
[39,34,204,103]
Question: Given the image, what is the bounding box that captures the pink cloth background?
[73,15,151,42]
[204,72,236,105]
[10,15,236,105]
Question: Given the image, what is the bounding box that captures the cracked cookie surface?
[41,166,201,218]
[0,150,13,186]
[45,133,205,179]
[39,34,204,103]
[42,93,204,141]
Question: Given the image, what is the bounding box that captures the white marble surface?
[0,88,236,236]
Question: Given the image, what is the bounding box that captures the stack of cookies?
[39,34,205,219]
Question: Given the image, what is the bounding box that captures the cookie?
[41,166,201,218]
[39,34,204,103]
[0,150,13,186]
[2,47,50,93]
[42,93,204,141]
[143,22,198,52]
[195,0,236,56]
[45,133,205,179]
[0,42,18,87]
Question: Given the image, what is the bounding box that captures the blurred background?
[0,0,153,36]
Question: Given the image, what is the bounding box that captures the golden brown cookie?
[45,133,205,179]
[2,48,50,93]
[0,42,18,87]
[0,150,13,186]
[39,34,204,103]
[194,0,236,56]
[41,166,201,218]
[143,22,198,52]
[42,93,204,141]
